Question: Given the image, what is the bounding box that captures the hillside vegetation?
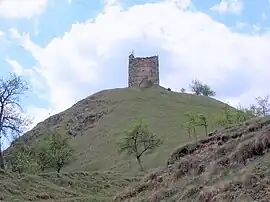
[3,75,269,201]
[114,116,270,202]
[0,169,138,201]
[16,86,230,174]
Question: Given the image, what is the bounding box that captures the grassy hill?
[17,86,229,174]
[3,86,270,201]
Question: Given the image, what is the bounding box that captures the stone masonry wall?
[128,53,159,87]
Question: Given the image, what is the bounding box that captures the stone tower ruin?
[128,53,160,88]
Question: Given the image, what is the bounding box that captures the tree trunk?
[204,125,208,136]
[0,106,4,170]
[57,167,61,173]
[136,156,143,171]
[188,128,191,140]
[0,137,4,169]
[193,127,197,142]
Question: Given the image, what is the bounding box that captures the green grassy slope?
[17,86,230,174]
[0,169,138,201]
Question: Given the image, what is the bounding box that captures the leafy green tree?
[184,112,197,140]
[189,79,215,97]
[201,84,216,97]
[0,73,30,169]
[222,104,234,125]
[6,140,36,173]
[214,103,256,127]
[236,109,249,123]
[212,104,233,127]
[36,132,74,173]
[35,141,52,172]
[235,104,255,123]
[214,114,227,127]
[197,113,208,136]
[118,120,162,171]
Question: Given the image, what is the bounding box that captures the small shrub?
[36,193,50,200]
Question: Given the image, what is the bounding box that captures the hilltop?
[14,86,228,174]
[114,116,270,202]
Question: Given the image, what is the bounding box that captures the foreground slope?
[114,116,270,202]
[0,170,138,201]
[19,86,228,173]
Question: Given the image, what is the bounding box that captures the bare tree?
[248,104,259,117]
[255,95,270,116]
[0,73,29,169]
[118,119,162,171]
[189,79,203,95]
[180,88,186,93]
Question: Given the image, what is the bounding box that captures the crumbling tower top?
[128,53,159,88]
